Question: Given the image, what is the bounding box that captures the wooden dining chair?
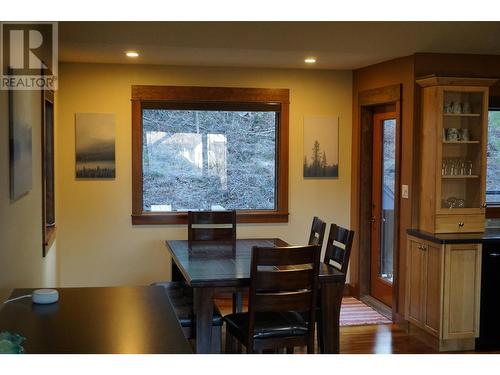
[187,210,243,313]
[316,223,355,352]
[308,216,326,247]
[153,210,237,353]
[323,223,354,276]
[188,210,236,249]
[224,244,321,354]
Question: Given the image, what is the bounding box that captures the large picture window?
[131,86,289,224]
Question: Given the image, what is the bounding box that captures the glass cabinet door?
[439,89,486,212]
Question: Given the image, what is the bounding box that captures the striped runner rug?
[340,297,391,326]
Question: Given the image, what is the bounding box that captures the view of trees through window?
[487,110,500,204]
[142,109,277,212]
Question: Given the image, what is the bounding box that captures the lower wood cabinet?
[405,235,482,351]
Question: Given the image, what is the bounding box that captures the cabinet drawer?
[435,214,484,233]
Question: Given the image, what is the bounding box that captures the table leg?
[232,291,243,314]
[194,287,215,354]
[320,282,344,354]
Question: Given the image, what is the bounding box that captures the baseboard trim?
[408,322,476,352]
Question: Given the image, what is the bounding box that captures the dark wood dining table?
[0,286,192,354]
[165,238,346,354]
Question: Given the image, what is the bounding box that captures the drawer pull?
[458,222,465,227]
[489,253,500,258]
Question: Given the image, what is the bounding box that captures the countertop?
[407,228,500,244]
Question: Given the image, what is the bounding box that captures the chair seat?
[224,311,309,342]
[153,281,223,327]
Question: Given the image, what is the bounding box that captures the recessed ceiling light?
[126,51,139,58]
[304,57,316,64]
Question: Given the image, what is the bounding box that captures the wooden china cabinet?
[405,76,497,351]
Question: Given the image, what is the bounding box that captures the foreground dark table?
[0,286,192,354]
[166,238,345,354]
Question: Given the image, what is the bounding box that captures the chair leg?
[225,330,236,353]
[232,292,243,313]
[307,344,314,354]
[211,326,221,353]
[317,318,324,353]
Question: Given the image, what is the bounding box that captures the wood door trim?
[359,84,401,106]
[352,84,402,321]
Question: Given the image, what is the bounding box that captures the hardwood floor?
[338,324,437,354]
[215,298,438,354]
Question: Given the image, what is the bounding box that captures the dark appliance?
[476,238,500,351]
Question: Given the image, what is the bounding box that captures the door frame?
[351,84,402,320]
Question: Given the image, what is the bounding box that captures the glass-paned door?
[371,112,396,307]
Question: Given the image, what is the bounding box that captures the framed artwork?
[75,113,116,179]
[303,116,339,178]
[9,89,34,201]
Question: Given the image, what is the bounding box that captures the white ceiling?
[59,22,500,70]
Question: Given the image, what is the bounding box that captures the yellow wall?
[0,89,58,303]
[57,63,352,286]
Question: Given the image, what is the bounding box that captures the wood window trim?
[486,99,500,219]
[131,85,290,225]
[42,88,56,255]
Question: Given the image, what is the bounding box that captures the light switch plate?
[402,184,409,199]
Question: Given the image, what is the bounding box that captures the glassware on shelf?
[467,160,473,175]
[446,197,457,208]
[445,197,466,209]
[441,158,474,177]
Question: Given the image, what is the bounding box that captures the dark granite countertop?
[407,228,500,244]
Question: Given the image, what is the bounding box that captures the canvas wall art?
[303,116,339,178]
[9,90,34,201]
[75,113,116,179]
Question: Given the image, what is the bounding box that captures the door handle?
[369,216,376,223]
[489,253,500,257]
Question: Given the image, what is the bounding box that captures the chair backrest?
[323,223,354,275]
[308,216,326,247]
[187,210,236,248]
[247,245,321,345]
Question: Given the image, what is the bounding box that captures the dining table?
[165,238,346,354]
[0,286,192,354]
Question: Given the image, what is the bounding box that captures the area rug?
[340,297,391,326]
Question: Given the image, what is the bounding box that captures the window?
[487,108,500,219]
[132,86,289,224]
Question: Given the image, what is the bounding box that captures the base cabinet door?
[406,235,482,351]
[422,242,442,336]
[442,243,482,340]
[406,238,424,326]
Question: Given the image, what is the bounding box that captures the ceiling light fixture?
[126,51,139,58]
[304,57,316,64]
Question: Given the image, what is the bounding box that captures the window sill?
[486,206,500,219]
[131,211,289,225]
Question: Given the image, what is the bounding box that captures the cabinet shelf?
[441,175,479,179]
[442,141,480,144]
[443,113,481,117]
